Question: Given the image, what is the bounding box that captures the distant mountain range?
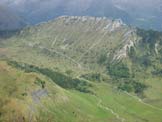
[0,5,26,31]
[0,0,162,31]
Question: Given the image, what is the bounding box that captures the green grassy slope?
[1,16,131,71]
[1,16,162,122]
[1,60,162,122]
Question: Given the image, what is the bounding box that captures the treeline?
[7,61,92,93]
[107,62,147,94]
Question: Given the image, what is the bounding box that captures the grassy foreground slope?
[0,60,162,122]
[0,60,110,122]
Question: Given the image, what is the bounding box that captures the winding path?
[39,46,83,69]
[124,91,162,111]
[97,99,125,122]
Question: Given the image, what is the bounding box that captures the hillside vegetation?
[1,16,162,122]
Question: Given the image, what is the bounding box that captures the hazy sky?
[0,0,161,9]
[0,0,161,15]
[0,0,162,30]
[1,0,162,19]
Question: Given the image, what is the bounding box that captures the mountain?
[112,0,162,31]
[7,0,132,25]
[0,5,26,31]
[1,16,162,122]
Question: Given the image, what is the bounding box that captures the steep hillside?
[1,16,162,122]
[1,59,162,122]
[2,16,133,70]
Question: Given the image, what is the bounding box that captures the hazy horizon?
[0,0,162,30]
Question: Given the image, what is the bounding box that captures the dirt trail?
[97,99,125,122]
[124,91,162,111]
[51,36,58,47]
[39,46,83,69]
